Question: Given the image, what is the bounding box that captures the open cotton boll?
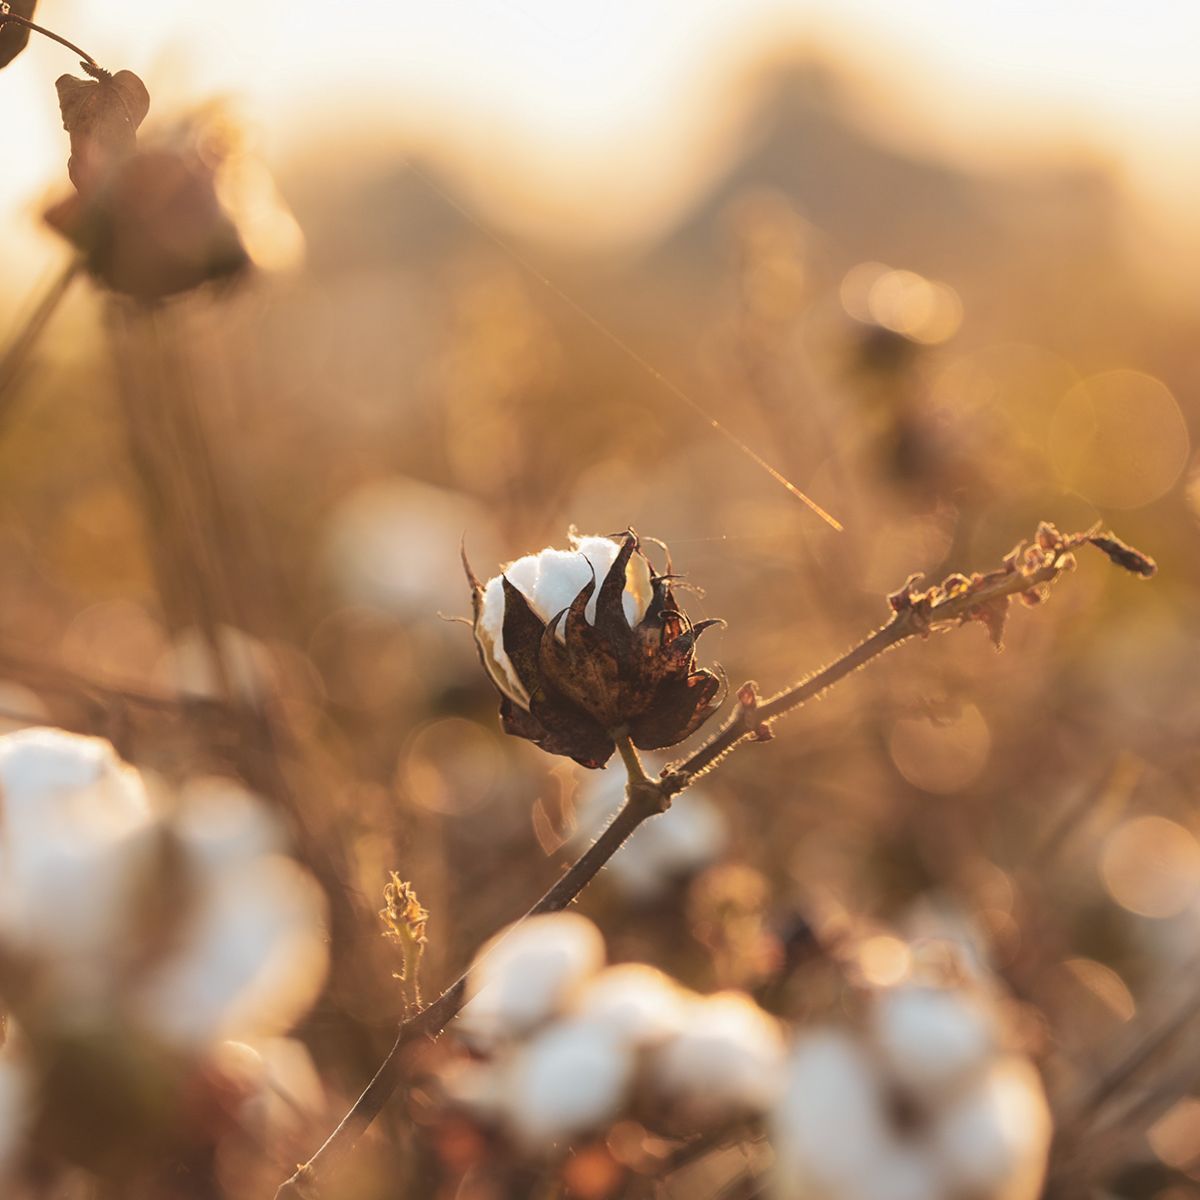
[650,991,785,1124]
[458,913,605,1049]
[133,853,330,1049]
[476,534,653,704]
[770,1030,900,1200]
[571,964,691,1046]
[871,985,996,1103]
[573,758,727,900]
[215,1037,326,1144]
[931,1057,1052,1200]
[501,1016,637,1151]
[322,477,501,617]
[0,728,159,1008]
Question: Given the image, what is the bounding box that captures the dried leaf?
[0,1,37,70]
[56,69,150,193]
[1088,532,1157,578]
[45,147,250,300]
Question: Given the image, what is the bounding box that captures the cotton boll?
[476,534,653,703]
[134,854,330,1048]
[650,991,785,1125]
[501,1016,636,1151]
[932,1057,1052,1200]
[572,964,690,1046]
[216,1037,326,1144]
[871,985,996,1103]
[322,477,501,617]
[458,913,605,1049]
[573,759,727,900]
[0,728,159,1009]
[770,1030,897,1200]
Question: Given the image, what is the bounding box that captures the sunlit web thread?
[401,158,843,533]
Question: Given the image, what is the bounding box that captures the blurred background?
[0,1,1198,1196]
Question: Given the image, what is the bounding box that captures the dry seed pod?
[466,532,723,768]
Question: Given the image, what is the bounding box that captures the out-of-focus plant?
[277,521,1154,1198]
[0,727,329,1189]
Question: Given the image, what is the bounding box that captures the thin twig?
[0,259,82,429]
[663,571,1052,789]
[0,10,104,70]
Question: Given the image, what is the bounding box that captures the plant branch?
[662,522,1155,792]
[273,522,1154,1199]
[274,736,664,1198]
[0,258,82,430]
[0,10,105,71]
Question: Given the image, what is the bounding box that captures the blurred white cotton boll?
[650,991,785,1124]
[572,758,727,900]
[502,1016,636,1150]
[571,963,690,1045]
[771,1030,898,1200]
[322,477,501,617]
[872,985,996,1103]
[458,912,605,1049]
[215,1037,326,1144]
[0,728,158,1008]
[932,1058,1052,1200]
[134,853,330,1049]
[476,533,653,704]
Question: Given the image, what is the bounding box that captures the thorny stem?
[275,527,1151,1199]
[0,9,105,72]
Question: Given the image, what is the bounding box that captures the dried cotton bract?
[771,979,1051,1200]
[466,531,723,768]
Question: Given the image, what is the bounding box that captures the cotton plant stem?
[275,735,662,1199]
[663,556,1064,791]
[0,258,82,429]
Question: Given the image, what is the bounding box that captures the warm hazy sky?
[2,0,1197,269]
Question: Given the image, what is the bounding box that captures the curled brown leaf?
[55,69,150,193]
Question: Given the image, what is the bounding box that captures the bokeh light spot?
[1049,370,1189,509]
[1100,815,1200,919]
[888,703,991,794]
